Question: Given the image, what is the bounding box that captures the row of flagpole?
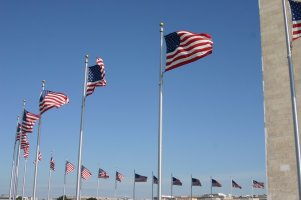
[8,0,301,198]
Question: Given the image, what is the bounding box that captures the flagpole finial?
[42,80,46,90]
[160,22,164,27]
[23,99,26,106]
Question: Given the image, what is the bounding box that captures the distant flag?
[23,144,29,159]
[50,157,55,171]
[153,176,158,184]
[98,168,109,179]
[172,177,182,186]
[39,90,69,114]
[21,110,40,133]
[33,151,42,164]
[211,178,222,187]
[192,178,201,186]
[81,166,92,180]
[135,173,148,182]
[288,0,301,41]
[86,57,107,96]
[164,30,213,72]
[65,161,75,174]
[116,171,124,182]
[15,124,21,141]
[253,180,264,189]
[232,180,242,189]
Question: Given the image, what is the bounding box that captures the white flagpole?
[133,170,136,200]
[251,177,254,199]
[114,174,117,198]
[9,116,20,200]
[190,175,192,200]
[33,81,45,200]
[230,176,232,197]
[21,158,28,200]
[97,178,100,200]
[63,161,66,200]
[210,176,212,197]
[157,22,164,200]
[170,174,173,199]
[47,152,53,200]
[282,0,301,198]
[151,172,154,200]
[14,100,26,200]
[75,55,89,200]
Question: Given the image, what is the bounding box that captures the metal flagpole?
[33,80,45,200]
[190,175,192,200]
[76,55,89,200]
[133,170,136,200]
[157,22,164,200]
[97,177,100,200]
[114,174,117,198]
[47,152,53,200]
[151,172,154,200]
[21,158,28,200]
[283,0,301,198]
[9,116,20,200]
[170,174,173,199]
[210,177,212,198]
[230,176,232,197]
[251,177,254,199]
[63,161,66,200]
[14,100,26,200]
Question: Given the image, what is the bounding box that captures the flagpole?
[157,21,164,200]
[230,176,232,197]
[21,158,28,200]
[76,54,89,200]
[282,0,301,198]
[210,177,212,198]
[251,177,254,199]
[47,152,53,200]
[114,173,117,198]
[14,100,26,200]
[33,81,45,200]
[151,172,154,200]
[97,177,100,200]
[170,174,172,199]
[63,161,67,200]
[190,175,192,200]
[133,170,136,200]
[9,116,20,200]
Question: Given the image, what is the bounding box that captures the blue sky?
[0,0,265,199]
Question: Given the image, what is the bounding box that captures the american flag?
[81,165,92,180]
[98,168,109,179]
[253,180,264,189]
[232,180,242,189]
[172,177,182,186]
[211,178,222,187]
[116,171,124,182]
[16,131,27,142]
[153,176,158,184]
[33,151,42,164]
[65,161,75,174]
[23,144,29,159]
[86,57,107,96]
[39,90,69,115]
[289,0,301,41]
[164,30,213,72]
[50,156,55,171]
[192,178,201,186]
[135,173,147,182]
[21,110,40,133]
[15,124,21,141]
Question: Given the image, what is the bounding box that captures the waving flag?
[232,180,242,189]
[253,180,264,189]
[135,173,148,182]
[164,30,213,72]
[65,161,75,174]
[212,178,222,187]
[21,110,40,133]
[39,90,69,114]
[86,57,107,96]
[116,171,124,182]
[50,157,55,171]
[98,168,109,178]
[192,178,201,186]
[81,166,92,180]
[288,0,301,41]
[153,176,158,184]
[172,177,182,186]
[23,144,30,158]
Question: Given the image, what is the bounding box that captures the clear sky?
[0,1,265,199]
